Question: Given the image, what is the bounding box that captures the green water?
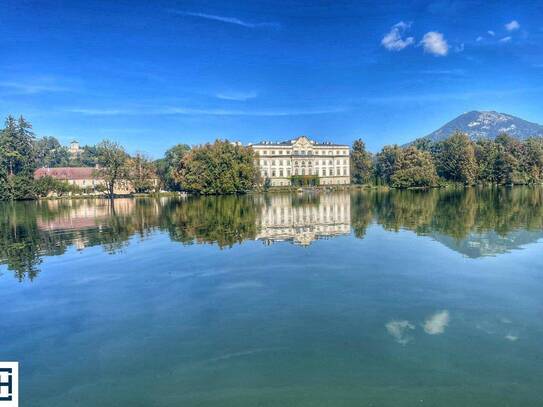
[1,187,543,406]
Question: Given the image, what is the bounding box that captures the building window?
[280,169,283,177]
[272,170,276,177]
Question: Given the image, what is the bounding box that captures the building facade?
[251,136,350,186]
[34,167,158,195]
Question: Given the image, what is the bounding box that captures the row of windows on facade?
[257,149,348,156]
[260,159,348,166]
[262,167,349,177]
[272,179,349,186]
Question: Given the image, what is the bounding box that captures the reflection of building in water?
[256,193,351,246]
[36,199,136,231]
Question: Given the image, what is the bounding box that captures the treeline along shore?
[1,114,543,200]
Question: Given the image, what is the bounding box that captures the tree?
[0,115,37,200]
[475,139,499,183]
[435,132,477,184]
[34,136,70,168]
[127,153,157,193]
[95,140,129,198]
[350,139,373,184]
[375,145,402,184]
[174,140,258,194]
[523,138,543,183]
[390,147,438,188]
[155,144,190,191]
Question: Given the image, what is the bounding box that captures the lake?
[1,187,543,406]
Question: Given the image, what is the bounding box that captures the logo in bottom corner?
[0,362,18,407]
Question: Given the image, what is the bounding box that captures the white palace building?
[250,136,350,186]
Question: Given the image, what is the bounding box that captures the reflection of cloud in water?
[386,320,415,345]
[505,334,519,342]
[220,280,264,290]
[423,310,450,335]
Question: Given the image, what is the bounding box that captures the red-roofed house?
[34,167,138,194]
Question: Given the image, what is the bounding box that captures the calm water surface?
[1,188,543,406]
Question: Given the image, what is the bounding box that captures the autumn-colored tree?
[127,153,157,193]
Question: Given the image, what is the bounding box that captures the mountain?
[417,111,543,143]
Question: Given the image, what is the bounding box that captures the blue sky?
[1,0,543,157]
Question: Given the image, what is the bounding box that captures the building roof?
[34,167,98,180]
[250,135,348,148]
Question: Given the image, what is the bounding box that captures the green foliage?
[127,153,157,193]
[174,140,258,194]
[70,145,99,167]
[263,177,272,191]
[155,144,190,191]
[375,145,402,184]
[0,115,37,200]
[379,133,543,188]
[390,147,438,188]
[434,132,477,184]
[350,139,373,184]
[34,136,70,168]
[33,176,76,197]
[95,140,129,198]
[290,175,320,187]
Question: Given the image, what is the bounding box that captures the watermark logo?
[0,362,18,407]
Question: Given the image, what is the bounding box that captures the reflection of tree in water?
[2,187,543,280]
[160,195,260,248]
[350,186,543,256]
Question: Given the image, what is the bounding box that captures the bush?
[33,176,78,197]
[290,175,320,187]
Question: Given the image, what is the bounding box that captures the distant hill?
[415,111,543,143]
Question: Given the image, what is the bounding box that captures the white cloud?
[455,43,465,52]
[381,21,415,51]
[476,36,484,42]
[505,20,520,31]
[499,36,512,43]
[421,31,449,56]
[488,30,495,36]
[423,310,450,335]
[216,91,258,101]
[0,80,71,94]
[386,320,415,345]
[171,11,280,29]
[68,106,346,117]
